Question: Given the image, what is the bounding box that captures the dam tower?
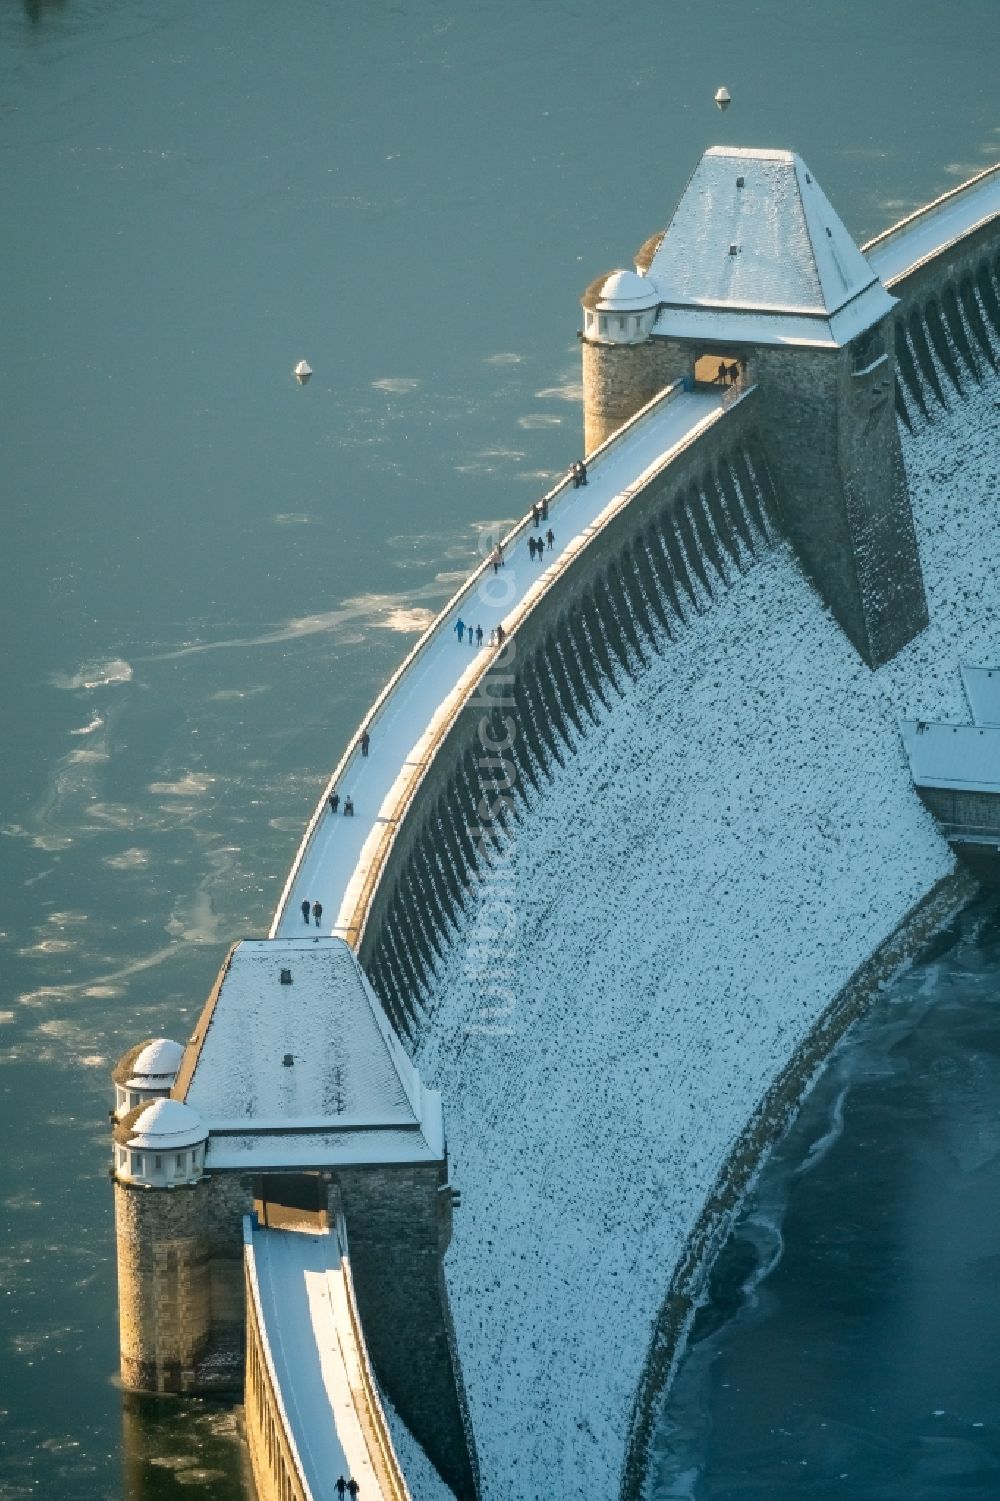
[111,937,479,1500]
[582,146,929,668]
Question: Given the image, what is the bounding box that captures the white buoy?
[293,360,313,385]
[714,85,731,112]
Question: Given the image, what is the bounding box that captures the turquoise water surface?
[2,2,999,1496]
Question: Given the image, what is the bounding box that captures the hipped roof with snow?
[177,937,444,1169]
[643,146,896,349]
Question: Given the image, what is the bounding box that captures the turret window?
[176,1154,185,1171]
[130,1153,142,1174]
[618,316,627,331]
[586,311,594,330]
[154,1155,162,1170]
[599,316,608,334]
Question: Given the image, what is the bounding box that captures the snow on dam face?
[401,334,1000,1495]
[256,167,1000,1499]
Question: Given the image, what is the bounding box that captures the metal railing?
[937,822,1000,844]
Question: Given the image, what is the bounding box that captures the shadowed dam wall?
[352,389,781,1030]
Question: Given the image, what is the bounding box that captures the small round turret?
[580,268,673,451]
[112,1037,184,1120]
[581,268,660,345]
[113,1097,207,1187]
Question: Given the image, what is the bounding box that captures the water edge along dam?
[110,147,1000,1501]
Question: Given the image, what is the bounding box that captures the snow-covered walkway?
[246,1220,408,1501]
[866,162,1000,284]
[271,385,724,941]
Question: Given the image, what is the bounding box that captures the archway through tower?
[693,352,745,388]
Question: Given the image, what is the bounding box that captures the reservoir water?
[649,896,1000,1500]
[1,2,998,1497]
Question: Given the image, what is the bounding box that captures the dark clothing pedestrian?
[455,618,465,642]
[541,497,549,521]
[347,1482,359,1500]
[476,625,483,645]
[301,898,311,924]
[717,361,727,384]
[336,1480,347,1500]
[344,797,354,816]
[532,503,540,528]
[328,791,340,814]
[571,462,581,488]
[495,623,505,647]
[361,729,370,757]
[729,362,739,386]
[312,900,323,927]
[577,460,587,485]
[528,536,537,560]
[546,528,554,551]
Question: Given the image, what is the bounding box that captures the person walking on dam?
[301,898,311,924]
[455,618,465,643]
[312,900,323,927]
[532,502,541,527]
[546,527,555,551]
[476,624,483,646]
[344,795,354,815]
[336,1479,347,1500]
[328,790,340,814]
[360,728,370,757]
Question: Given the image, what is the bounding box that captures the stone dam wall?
[218,166,1000,1501]
[353,389,781,1031]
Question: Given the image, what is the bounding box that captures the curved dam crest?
[325,164,1000,1496]
[109,152,1000,1501]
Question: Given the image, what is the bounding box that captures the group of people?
[570,459,587,487]
[528,530,554,559]
[335,1478,360,1499]
[324,726,369,822]
[716,361,740,386]
[301,898,323,926]
[455,618,506,648]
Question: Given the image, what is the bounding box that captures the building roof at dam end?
[179,937,444,1169]
[644,145,896,347]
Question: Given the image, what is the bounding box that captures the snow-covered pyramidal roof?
[178,937,444,1168]
[643,146,896,348]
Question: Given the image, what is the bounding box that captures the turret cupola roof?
[113,1097,207,1151]
[123,1038,184,1087]
[582,268,660,313]
[644,146,895,347]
